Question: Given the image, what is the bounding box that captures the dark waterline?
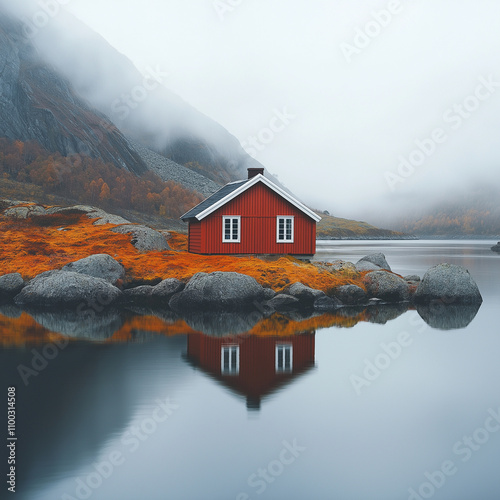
[1,240,499,500]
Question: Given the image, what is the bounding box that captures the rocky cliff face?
[0,13,147,174]
[0,12,148,175]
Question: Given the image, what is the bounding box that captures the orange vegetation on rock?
[0,212,366,293]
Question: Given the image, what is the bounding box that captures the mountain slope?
[0,13,148,176]
[24,7,264,184]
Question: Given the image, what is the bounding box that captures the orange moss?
[167,231,188,252]
[0,212,366,293]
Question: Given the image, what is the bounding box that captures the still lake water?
[1,240,499,500]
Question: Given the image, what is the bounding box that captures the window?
[277,216,294,243]
[221,345,240,375]
[223,216,241,243]
[275,344,293,373]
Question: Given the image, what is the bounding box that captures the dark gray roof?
[181,179,249,221]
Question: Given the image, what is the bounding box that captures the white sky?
[23,1,500,218]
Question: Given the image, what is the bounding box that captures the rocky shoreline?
[0,252,483,315]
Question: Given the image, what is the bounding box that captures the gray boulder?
[491,242,500,253]
[14,271,122,308]
[267,294,300,311]
[112,225,170,252]
[357,253,392,271]
[332,285,367,305]
[362,271,410,302]
[414,264,483,305]
[405,275,421,282]
[123,279,184,304]
[328,261,358,273]
[169,272,266,312]
[62,254,125,286]
[313,295,342,312]
[0,273,25,298]
[355,261,381,272]
[287,282,325,304]
[152,278,185,299]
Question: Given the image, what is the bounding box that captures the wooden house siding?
[199,183,316,255]
[188,221,202,254]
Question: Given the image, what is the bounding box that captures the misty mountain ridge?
[0,2,407,238]
[374,184,500,237]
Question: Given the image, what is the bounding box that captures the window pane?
[232,219,238,240]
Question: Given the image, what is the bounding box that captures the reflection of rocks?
[28,309,124,340]
[417,303,481,330]
[0,303,22,318]
[364,303,410,324]
[182,310,264,337]
[414,264,482,305]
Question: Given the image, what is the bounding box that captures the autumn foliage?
[0,210,366,293]
[0,138,202,218]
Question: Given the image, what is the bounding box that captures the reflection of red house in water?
[185,332,315,410]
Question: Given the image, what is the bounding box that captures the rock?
[332,285,367,305]
[287,282,325,304]
[362,271,410,302]
[112,224,170,252]
[0,273,25,298]
[357,253,392,271]
[62,254,125,286]
[491,242,500,252]
[266,294,300,311]
[416,303,481,330]
[151,278,185,299]
[405,275,421,282]
[263,288,277,300]
[355,261,381,272]
[329,261,358,273]
[123,285,154,302]
[169,272,266,312]
[14,271,122,308]
[122,279,184,304]
[313,295,342,312]
[414,264,483,305]
[3,204,46,218]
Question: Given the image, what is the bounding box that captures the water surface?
[1,240,499,500]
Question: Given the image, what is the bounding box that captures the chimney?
[248,167,264,179]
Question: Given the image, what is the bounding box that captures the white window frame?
[221,345,240,375]
[275,344,293,373]
[276,216,294,243]
[222,216,241,243]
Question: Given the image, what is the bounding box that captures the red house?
[181,168,321,256]
[185,332,316,410]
